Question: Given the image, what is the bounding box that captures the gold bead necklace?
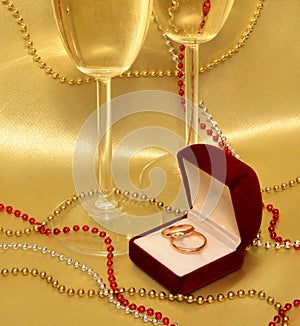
[3,0,296,193]
[2,0,265,85]
[0,204,298,324]
[0,266,100,298]
[4,0,294,196]
[1,178,300,251]
[1,2,299,324]
[260,176,300,194]
[2,0,297,196]
[0,265,285,309]
[0,241,291,325]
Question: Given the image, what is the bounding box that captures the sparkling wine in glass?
[51,0,153,255]
[153,0,234,144]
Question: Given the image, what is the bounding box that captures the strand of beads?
[176,54,240,156]
[56,227,178,326]
[0,266,101,298]
[199,1,211,34]
[252,202,300,251]
[198,100,239,158]
[1,0,265,84]
[174,42,239,157]
[0,263,297,326]
[3,197,300,251]
[0,200,177,325]
[37,225,176,324]
[124,288,299,326]
[45,190,187,229]
[0,242,107,296]
[0,241,286,310]
[119,287,283,310]
[0,203,41,237]
[199,0,265,73]
[252,232,300,251]
[261,177,300,194]
[0,244,295,325]
[265,203,300,250]
[0,240,177,326]
[268,300,300,326]
[2,0,242,162]
[2,173,300,244]
[0,196,186,238]
[0,242,107,292]
[36,226,177,324]
[156,14,226,155]
[1,202,300,325]
[176,44,185,99]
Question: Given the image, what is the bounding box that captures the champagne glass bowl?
[153,0,235,144]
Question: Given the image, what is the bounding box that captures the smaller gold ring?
[161,224,195,238]
[170,231,207,254]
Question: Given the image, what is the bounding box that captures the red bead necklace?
[265,203,300,250]
[1,201,300,325]
[200,1,211,34]
[0,203,176,326]
[177,45,223,148]
[176,1,227,148]
[177,43,236,151]
[177,0,211,97]
[268,299,300,326]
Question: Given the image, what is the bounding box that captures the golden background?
[0,0,299,325]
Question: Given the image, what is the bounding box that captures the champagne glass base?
[92,193,121,217]
[95,198,119,211]
[48,196,128,256]
[49,192,176,256]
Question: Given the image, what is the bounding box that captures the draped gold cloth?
[0,1,299,325]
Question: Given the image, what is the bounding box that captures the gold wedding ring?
[170,231,207,253]
[161,224,195,238]
[161,224,207,254]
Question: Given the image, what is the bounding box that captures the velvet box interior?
[129,144,262,294]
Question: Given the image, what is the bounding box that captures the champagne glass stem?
[96,78,114,197]
[184,43,199,145]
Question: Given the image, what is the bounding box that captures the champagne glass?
[51,0,153,255]
[153,0,234,144]
[137,0,234,205]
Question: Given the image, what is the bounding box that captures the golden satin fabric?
[0,1,299,325]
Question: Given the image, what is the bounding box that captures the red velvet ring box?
[129,144,262,294]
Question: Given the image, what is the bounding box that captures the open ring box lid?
[129,144,262,294]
